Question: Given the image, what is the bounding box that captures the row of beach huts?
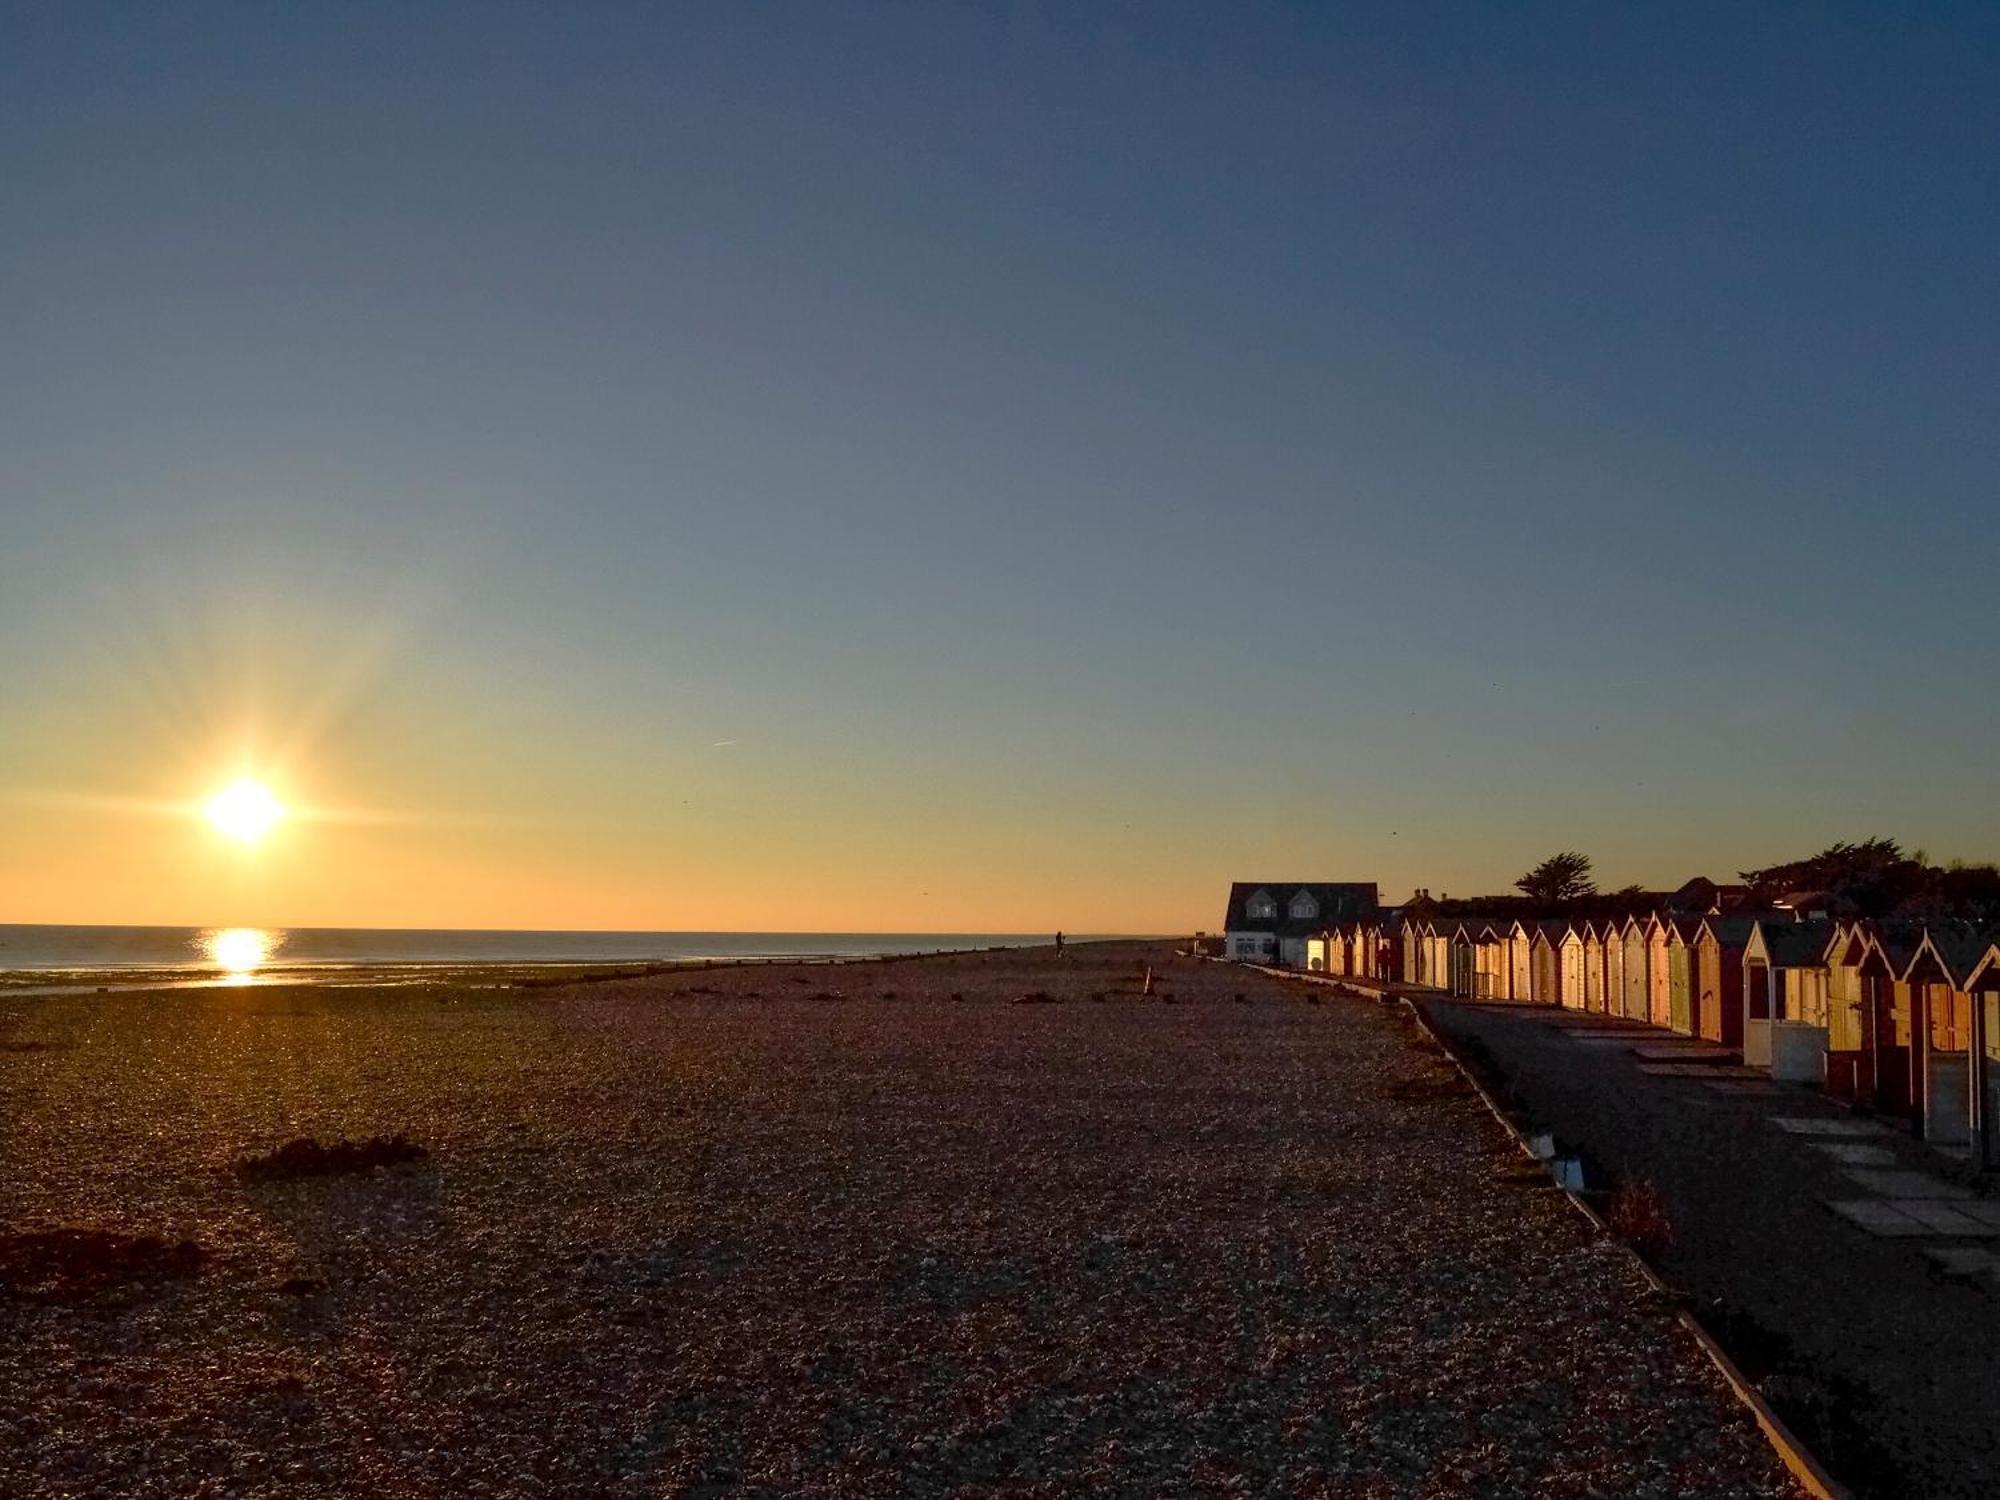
[1214,882,2000,1167]
[1294,905,2000,1168]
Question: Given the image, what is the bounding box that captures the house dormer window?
[1245,891,1276,921]
[1289,891,1319,921]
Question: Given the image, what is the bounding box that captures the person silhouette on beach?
[1055,930,1064,955]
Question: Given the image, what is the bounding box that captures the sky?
[2,3,1997,933]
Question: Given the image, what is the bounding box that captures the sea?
[0,924,1076,991]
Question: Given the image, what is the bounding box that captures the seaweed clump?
[0,1229,205,1303]
[238,1135,428,1182]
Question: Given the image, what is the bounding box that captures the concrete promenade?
[1356,976,2000,1500]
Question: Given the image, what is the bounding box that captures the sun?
[204,778,285,844]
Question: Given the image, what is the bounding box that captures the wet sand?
[0,943,1800,1497]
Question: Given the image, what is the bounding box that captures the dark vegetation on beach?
[0,1229,204,1304]
[237,1135,429,1182]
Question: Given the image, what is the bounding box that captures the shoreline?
[0,939,1143,997]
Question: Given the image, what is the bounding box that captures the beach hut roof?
[1699,914,1760,947]
[1749,918,1837,968]
[1963,942,2000,992]
[1901,926,2000,988]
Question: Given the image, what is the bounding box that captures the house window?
[1246,893,1276,921]
[1289,892,1319,921]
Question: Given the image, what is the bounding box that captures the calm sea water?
[0,924,1067,976]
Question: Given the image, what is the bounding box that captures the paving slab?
[1952,1200,2000,1228]
[1704,1080,1788,1095]
[1925,1246,2000,1276]
[1639,1062,1767,1078]
[1889,1200,2000,1235]
[1825,1199,1939,1236]
[1846,1169,1972,1200]
[1770,1116,1889,1136]
[1811,1143,1900,1166]
[1632,1045,1739,1062]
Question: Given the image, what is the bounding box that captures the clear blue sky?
[3,4,1996,928]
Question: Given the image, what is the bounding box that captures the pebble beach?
[0,941,1802,1497]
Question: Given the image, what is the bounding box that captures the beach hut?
[1449,923,1480,998]
[1332,925,1354,975]
[1582,922,1608,1013]
[1742,918,1836,1073]
[1505,920,1534,1002]
[1369,917,1393,979]
[1665,917,1701,1035]
[1821,922,1871,1100]
[1897,928,1995,1146]
[1645,915,1672,1028]
[1323,922,1351,977]
[1958,940,2000,1172]
[1426,922,1453,993]
[1601,922,1627,1020]
[1819,921,1866,1096]
[1843,924,1925,1124]
[1620,916,1650,1023]
[1558,923,1589,1010]
[1473,923,1508,999]
[1530,921,1563,1006]
[1694,916,1754,1047]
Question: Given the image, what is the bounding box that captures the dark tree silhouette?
[1515,852,1596,909]
[1740,838,2000,920]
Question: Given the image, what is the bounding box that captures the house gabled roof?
[1223,882,1379,939]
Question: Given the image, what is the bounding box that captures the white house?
[1223,882,1379,966]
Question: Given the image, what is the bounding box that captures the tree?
[1515,852,1596,909]
[1739,838,1921,918]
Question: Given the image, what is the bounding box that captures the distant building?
[1222,882,1378,966]
[1667,876,1752,915]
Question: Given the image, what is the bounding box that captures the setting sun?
[204,778,284,844]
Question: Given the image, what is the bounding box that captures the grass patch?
[1606,1177,1675,1258]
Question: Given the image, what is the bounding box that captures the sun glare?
[205,778,284,844]
[203,927,275,980]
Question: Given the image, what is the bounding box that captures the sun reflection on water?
[200,928,281,983]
